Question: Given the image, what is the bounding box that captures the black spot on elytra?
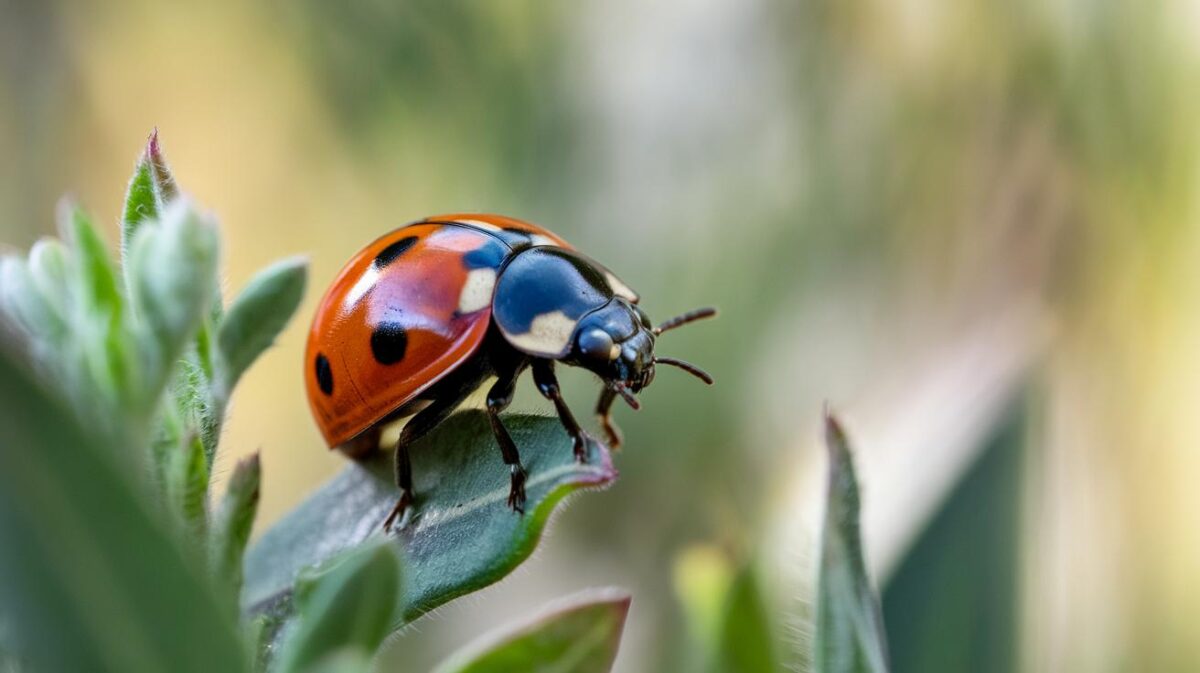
[374,236,418,268]
[314,353,334,395]
[370,322,408,364]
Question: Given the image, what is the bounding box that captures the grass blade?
[816,412,890,673]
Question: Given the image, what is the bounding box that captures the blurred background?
[2,0,1198,670]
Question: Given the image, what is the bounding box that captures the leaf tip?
[231,452,263,491]
[823,404,848,456]
[144,127,180,203]
[146,126,160,157]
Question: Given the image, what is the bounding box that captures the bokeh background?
[3,1,1199,670]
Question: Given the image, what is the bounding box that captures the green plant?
[0,134,891,672]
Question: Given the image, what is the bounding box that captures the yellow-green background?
[2,1,1198,670]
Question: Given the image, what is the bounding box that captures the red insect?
[304,214,715,530]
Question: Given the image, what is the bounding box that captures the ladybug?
[304,213,715,530]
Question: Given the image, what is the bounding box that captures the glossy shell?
[304,214,570,448]
[492,247,640,358]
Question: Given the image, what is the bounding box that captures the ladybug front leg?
[486,364,529,514]
[594,387,623,450]
[531,360,591,462]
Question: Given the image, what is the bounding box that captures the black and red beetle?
[304,213,715,529]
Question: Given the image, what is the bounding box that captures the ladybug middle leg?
[531,360,591,462]
[486,357,530,514]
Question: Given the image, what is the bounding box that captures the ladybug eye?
[578,328,616,361]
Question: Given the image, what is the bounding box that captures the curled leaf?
[244,412,617,626]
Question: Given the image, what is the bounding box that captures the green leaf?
[65,203,121,317]
[0,257,57,339]
[215,256,308,397]
[432,588,631,673]
[25,238,71,333]
[716,566,779,673]
[127,199,220,396]
[211,454,261,611]
[164,432,210,540]
[0,345,247,673]
[274,540,403,673]
[121,135,160,262]
[815,413,890,673]
[62,204,139,414]
[881,401,1025,673]
[244,411,617,625]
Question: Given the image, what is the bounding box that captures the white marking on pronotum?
[458,268,497,313]
[505,311,577,356]
[529,234,557,247]
[343,266,379,308]
[456,218,502,233]
[604,271,638,302]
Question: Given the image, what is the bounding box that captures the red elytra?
[304,213,569,449]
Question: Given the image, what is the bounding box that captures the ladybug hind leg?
[531,360,592,462]
[486,359,529,514]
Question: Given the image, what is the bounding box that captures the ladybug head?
[567,301,717,407]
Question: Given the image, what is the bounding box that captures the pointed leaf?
[121,135,160,262]
[815,413,890,673]
[0,346,247,673]
[244,411,617,625]
[61,205,139,413]
[65,203,121,316]
[274,540,403,673]
[211,454,261,611]
[432,588,631,673]
[215,256,307,396]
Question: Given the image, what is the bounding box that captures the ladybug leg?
[531,360,591,462]
[382,389,473,532]
[486,365,528,514]
[594,387,623,450]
